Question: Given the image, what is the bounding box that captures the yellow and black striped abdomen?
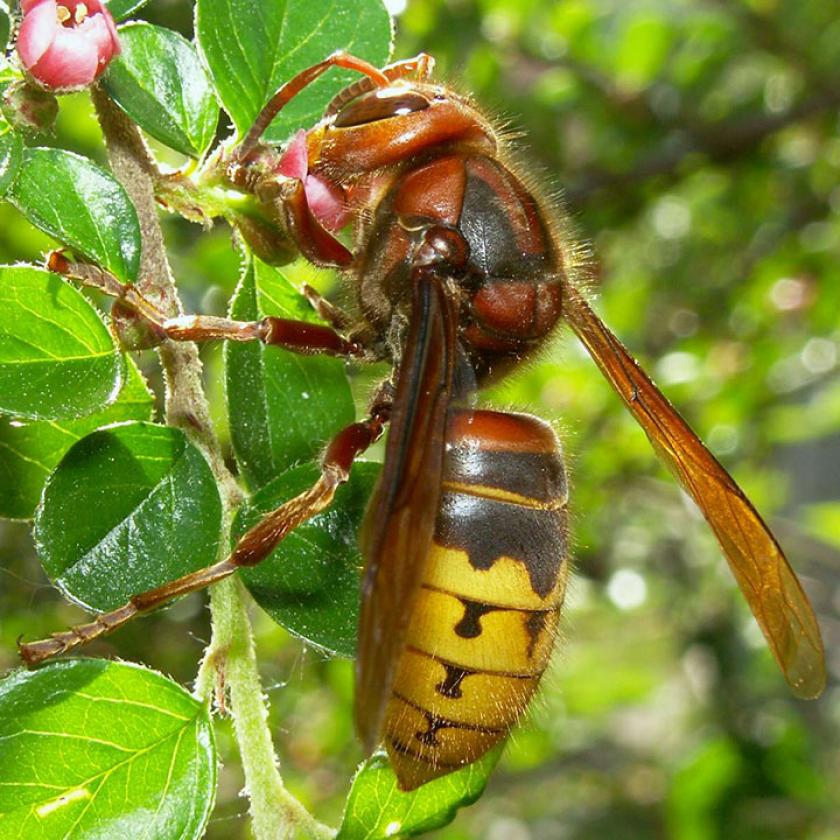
[384,409,569,789]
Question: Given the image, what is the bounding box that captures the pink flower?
[278,130,350,231]
[16,0,120,92]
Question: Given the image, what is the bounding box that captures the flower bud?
[16,0,120,92]
[2,79,58,132]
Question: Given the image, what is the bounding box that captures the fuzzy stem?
[196,579,337,840]
[91,85,330,840]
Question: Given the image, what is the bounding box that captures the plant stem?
[196,578,337,840]
[88,87,234,476]
[91,85,332,840]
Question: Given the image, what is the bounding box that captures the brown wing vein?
[564,285,825,699]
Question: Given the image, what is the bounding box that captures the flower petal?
[20,0,49,14]
[18,0,120,91]
[101,4,121,57]
[277,129,309,181]
[29,24,101,88]
[17,0,59,67]
[79,0,108,13]
[76,12,117,66]
[305,175,350,231]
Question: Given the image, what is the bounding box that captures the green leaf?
[106,0,150,21]
[195,0,393,142]
[225,256,355,489]
[7,148,141,282]
[0,358,153,521]
[235,460,379,656]
[801,501,840,551]
[0,1,9,52]
[0,122,22,197]
[0,659,216,839]
[35,421,223,612]
[0,265,123,421]
[614,15,675,89]
[104,23,220,158]
[337,747,502,839]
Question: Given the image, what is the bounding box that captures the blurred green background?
[1,0,839,838]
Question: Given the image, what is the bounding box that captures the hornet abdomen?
[383,409,569,789]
